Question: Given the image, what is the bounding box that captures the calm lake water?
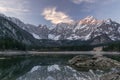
[0,53,120,80]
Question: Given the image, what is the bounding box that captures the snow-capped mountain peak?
[0,13,6,18]
[84,16,95,20]
[78,16,103,25]
[104,18,112,24]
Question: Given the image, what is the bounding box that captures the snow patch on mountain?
[84,32,92,40]
[73,25,87,32]
[31,33,41,39]
[67,34,80,40]
[48,34,56,39]
[54,35,61,40]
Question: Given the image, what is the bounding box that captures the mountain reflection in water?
[0,54,119,80]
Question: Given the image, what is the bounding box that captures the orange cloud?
[42,7,74,24]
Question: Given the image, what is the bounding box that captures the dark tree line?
[33,45,93,51]
[0,37,26,50]
[3,37,120,51]
[103,41,120,51]
[0,37,94,51]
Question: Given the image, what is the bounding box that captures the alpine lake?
[0,51,120,80]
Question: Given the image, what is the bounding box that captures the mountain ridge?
[0,13,120,49]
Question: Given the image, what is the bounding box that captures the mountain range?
[0,13,120,50]
[4,14,120,41]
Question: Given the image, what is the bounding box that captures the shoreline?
[0,51,120,56]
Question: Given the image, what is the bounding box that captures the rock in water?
[100,72,120,80]
[69,55,120,70]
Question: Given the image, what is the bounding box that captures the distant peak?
[104,18,112,24]
[78,16,102,25]
[38,24,48,29]
[106,18,112,22]
[84,16,96,20]
[0,13,6,17]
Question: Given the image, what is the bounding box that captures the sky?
[0,0,120,26]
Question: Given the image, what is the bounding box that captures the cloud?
[0,7,29,13]
[0,0,30,15]
[71,0,96,4]
[71,0,117,4]
[42,7,74,24]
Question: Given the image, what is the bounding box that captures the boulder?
[100,72,120,80]
[69,55,120,70]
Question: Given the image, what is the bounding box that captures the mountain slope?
[0,15,38,46]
